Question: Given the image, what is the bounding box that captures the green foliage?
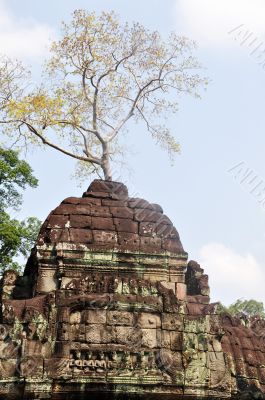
[0,213,41,271]
[0,147,38,210]
[217,299,265,318]
[0,147,41,273]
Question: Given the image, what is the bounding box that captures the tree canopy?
[0,214,41,272]
[0,147,38,210]
[0,148,41,272]
[0,10,207,180]
[218,299,265,318]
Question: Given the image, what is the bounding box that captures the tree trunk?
[102,143,112,181]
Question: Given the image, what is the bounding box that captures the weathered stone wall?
[0,180,264,399]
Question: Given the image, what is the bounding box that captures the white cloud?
[176,0,265,48]
[199,243,265,306]
[0,0,54,60]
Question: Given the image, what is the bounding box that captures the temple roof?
[36,179,186,255]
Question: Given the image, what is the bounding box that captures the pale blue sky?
[1,0,265,305]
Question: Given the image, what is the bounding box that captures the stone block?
[107,311,134,326]
[184,316,209,334]
[62,197,80,205]
[162,238,183,253]
[90,205,111,217]
[69,228,93,243]
[187,295,210,305]
[102,199,127,207]
[140,236,162,253]
[150,203,163,213]
[70,215,92,228]
[85,324,113,344]
[145,273,165,283]
[115,326,142,346]
[139,222,156,236]
[117,232,140,250]
[78,197,101,206]
[114,218,138,233]
[128,198,151,209]
[186,303,205,317]
[141,328,157,348]
[54,204,91,215]
[48,228,69,242]
[156,224,179,238]
[134,208,152,223]
[162,314,183,331]
[169,274,185,283]
[110,206,134,219]
[86,180,128,198]
[137,313,161,329]
[83,309,106,324]
[85,191,114,199]
[91,217,115,230]
[160,281,176,294]
[47,215,69,228]
[176,283,187,300]
[134,209,169,223]
[92,230,118,245]
[36,269,56,293]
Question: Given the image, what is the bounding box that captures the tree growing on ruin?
[0,10,207,181]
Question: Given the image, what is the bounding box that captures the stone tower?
[0,180,264,399]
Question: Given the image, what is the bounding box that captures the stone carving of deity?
[139,351,149,372]
[84,351,95,372]
[108,351,119,370]
[94,352,106,372]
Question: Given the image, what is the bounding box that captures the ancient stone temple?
[0,180,265,399]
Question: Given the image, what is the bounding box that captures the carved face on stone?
[129,278,138,294]
[3,271,17,286]
[69,311,81,324]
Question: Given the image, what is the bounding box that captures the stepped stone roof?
[37,179,185,255]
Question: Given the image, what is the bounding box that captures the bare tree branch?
[22,121,101,165]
